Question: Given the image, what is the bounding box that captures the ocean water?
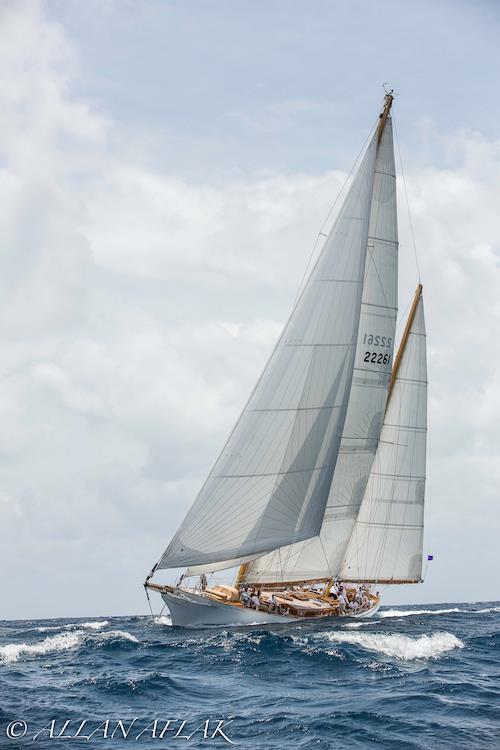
[1,602,499,749]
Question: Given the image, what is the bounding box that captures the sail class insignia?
[145,92,428,627]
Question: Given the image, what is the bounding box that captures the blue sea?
[1,602,499,749]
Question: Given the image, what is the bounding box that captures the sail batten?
[156,129,379,571]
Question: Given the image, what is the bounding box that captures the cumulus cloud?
[1,1,499,617]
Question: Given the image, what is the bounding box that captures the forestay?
[340,292,427,582]
[156,133,378,570]
[245,118,398,584]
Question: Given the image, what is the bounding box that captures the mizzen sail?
[156,132,379,570]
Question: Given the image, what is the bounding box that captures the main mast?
[377,89,394,146]
[234,93,396,590]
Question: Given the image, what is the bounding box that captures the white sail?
[340,291,427,582]
[245,117,398,584]
[156,133,378,570]
[185,554,261,577]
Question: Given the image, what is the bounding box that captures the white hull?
[161,588,380,628]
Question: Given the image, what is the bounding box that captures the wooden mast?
[234,562,248,588]
[377,89,394,146]
[386,283,423,406]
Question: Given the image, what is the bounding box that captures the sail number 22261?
[362,333,392,366]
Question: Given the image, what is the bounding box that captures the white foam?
[94,630,139,643]
[474,606,500,614]
[37,620,110,632]
[36,625,63,632]
[320,631,464,660]
[0,628,138,663]
[380,608,461,618]
[78,620,110,630]
[154,615,172,627]
[0,631,83,663]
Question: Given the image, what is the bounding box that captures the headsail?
[245,108,398,584]
[340,286,427,582]
[155,130,379,571]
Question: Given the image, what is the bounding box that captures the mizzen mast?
[386,283,423,405]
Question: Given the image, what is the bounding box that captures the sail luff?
[156,130,379,571]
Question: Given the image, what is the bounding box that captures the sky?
[1,0,500,619]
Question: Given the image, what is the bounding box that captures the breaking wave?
[320,631,464,660]
[36,620,110,632]
[95,630,139,644]
[0,632,82,663]
[0,628,138,663]
[380,608,461,618]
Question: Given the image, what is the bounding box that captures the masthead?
[377,87,394,146]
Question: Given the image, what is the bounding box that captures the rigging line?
[144,584,155,620]
[365,241,390,310]
[318,533,334,579]
[292,116,380,308]
[392,113,422,283]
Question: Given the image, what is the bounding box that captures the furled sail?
[156,132,378,570]
[340,287,427,583]
[245,115,398,584]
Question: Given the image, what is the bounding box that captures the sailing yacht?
[145,92,428,627]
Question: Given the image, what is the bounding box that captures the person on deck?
[355,588,366,608]
[329,582,339,597]
[240,588,250,606]
[250,592,260,610]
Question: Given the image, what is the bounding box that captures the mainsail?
[245,112,399,584]
[156,127,379,571]
[340,287,427,583]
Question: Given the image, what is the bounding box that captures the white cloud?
[1,1,500,617]
[84,162,343,285]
